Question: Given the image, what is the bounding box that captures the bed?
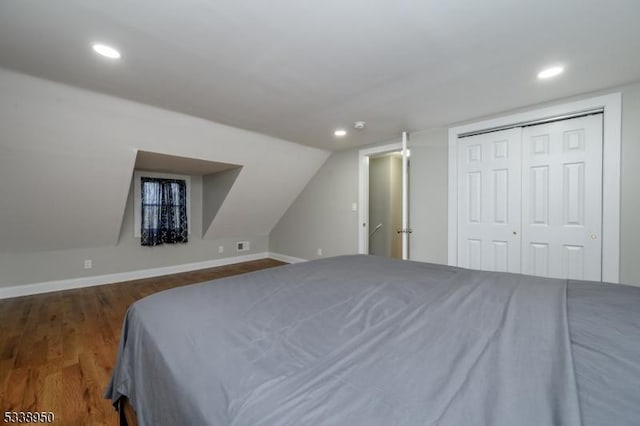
[105,255,640,425]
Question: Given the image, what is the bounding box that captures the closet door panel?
[521,115,603,281]
[457,128,522,273]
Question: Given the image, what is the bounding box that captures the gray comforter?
[106,255,640,425]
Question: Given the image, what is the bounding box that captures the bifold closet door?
[521,115,603,281]
[457,128,522,273]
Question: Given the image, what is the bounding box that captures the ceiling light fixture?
[334,129,347,137]
[537,66,564,80]
[92,43,121,59]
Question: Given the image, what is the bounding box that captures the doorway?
[368,152,403,259]
[359,136,411,259]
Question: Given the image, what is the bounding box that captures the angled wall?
[202,167,242,237]
[269,149,360,260]
[0,68,329,287]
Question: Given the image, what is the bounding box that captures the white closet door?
[457,128,522,272]
[521,114,603,281]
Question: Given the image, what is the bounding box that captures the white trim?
[0,251,313,300]
[358,142,403,254]
[133,171,192,238]
[401,132,409,260]
[448,92,621,282]
[447,130,458,265]
[0,252,270,300]
[268,252,308,264]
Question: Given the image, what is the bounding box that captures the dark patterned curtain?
[141,178,188,246]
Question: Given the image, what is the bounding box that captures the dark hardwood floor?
[0,258,286,425]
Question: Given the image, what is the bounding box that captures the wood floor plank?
[62,363,89,425]
[2,367,28,411]
[41,371,64,423]
[0,258,285,425]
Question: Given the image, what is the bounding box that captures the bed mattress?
[106,255,640,425]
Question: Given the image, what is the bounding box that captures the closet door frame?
[447,93,621,283]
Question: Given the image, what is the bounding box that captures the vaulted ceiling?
[1,0,639,150]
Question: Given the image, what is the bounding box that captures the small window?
[140,177,188,246]
[139,177,189,246]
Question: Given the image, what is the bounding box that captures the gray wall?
[269,149,360,260]
[270,82,640,285]
[406,128,450,264]
[202,167,242,235]
[0,176,268,286]
[619,83,640,285]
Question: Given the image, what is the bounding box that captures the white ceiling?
[1,0,639,150]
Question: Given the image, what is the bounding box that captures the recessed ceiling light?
[334,129,347,137]
[537,66,564,80]
[92,43,121,59]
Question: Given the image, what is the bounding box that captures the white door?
[521,115,603,280]
[457,128,522,272]
[401,132,410,259]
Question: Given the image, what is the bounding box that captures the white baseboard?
[0,252,273,300]
[268,252,308,264]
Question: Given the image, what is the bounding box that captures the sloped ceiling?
[0,69,329,252]
[0,1,639,150]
